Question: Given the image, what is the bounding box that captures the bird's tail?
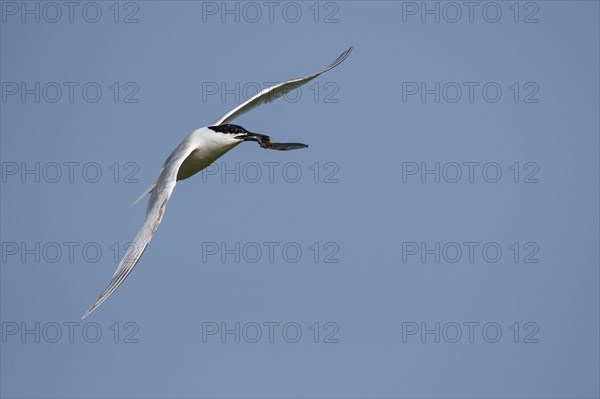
[131,183,156,207]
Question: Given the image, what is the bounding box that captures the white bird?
[82,47,353,318]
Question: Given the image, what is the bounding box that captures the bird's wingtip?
[81,304,96,320]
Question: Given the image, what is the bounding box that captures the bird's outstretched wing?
[82,140,196,319]
[212,47,353,126]
[131,47,353,208]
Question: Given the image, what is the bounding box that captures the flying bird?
[82,47,353,318]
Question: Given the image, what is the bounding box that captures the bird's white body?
[176,127,241,181]
[82,47,353,319]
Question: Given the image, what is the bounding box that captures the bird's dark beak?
[237,132,271,143]
[239,132,308,151]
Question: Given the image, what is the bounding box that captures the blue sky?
[1,1,599,398]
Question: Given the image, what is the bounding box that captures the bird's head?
[207,124,308,151]
[208,124,271,142]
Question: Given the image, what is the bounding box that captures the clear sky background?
[1,1,598,398]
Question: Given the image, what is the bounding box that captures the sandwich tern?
[82,47,353,318]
